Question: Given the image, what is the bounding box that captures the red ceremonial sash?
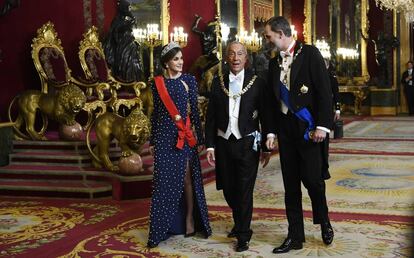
[154,76,197,149]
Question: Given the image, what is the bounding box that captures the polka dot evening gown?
[148,74,212,246]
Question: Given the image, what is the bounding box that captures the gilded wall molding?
[360,0,369,81]
[238,0,244,31]
[393,10,397,90]
[303,0,312,44]
[398,12,411,113]
[161,0,170,45]
[252,0,274,22]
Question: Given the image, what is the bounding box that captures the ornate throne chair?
[31,21,109,128]
[78,26,146,115]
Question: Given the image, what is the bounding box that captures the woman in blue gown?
[147,42,212,248]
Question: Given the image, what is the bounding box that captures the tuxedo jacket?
[205,69,271,150]
[401,70,413,87]
[267,42,333,130]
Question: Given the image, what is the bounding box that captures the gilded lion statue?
[87,108,150,172]
[9,84,86,140]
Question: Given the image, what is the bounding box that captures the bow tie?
[229,73,243,83]
[280,50,293,58]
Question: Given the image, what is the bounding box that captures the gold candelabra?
[170,26,188,48]
[236,29,262,74]
[133,24,163,80]
[236,29,262,53]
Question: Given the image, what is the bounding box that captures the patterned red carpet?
[0,116,413,257]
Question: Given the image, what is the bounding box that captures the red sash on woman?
[154,76,197,149]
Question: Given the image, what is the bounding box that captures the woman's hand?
[149,145,155,156]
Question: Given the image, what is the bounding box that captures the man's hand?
[266,136,276,150]
[312,129,327,143]
[334,112,341,121]
[206,149,215,166]
[197,145,205,153]
[260,152,271,168]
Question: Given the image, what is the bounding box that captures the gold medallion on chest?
[300,84,309,94]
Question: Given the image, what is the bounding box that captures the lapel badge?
[252,110,258,119]
[300,84,308,94]
[174,114,182,121]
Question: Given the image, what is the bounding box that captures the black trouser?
[404,85,414,115]
[215,135,259,243]
[277,112,329,242]
[321,134,331,180]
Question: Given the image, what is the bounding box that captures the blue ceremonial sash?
[279,80,315,141]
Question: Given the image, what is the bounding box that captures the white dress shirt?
[217,69,244,140]
[279,40,296,114]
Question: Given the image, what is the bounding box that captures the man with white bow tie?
[263,16,334,253]
[205,41,273,252]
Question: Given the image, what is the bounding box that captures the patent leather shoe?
[272,237,303,253]
[236,241,249,252]
[321,222,334,245]
[227,228,237,238]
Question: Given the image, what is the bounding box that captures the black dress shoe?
[272,238,303,253]
[146,242,158,248]
[227,228,237,238]
[184,231,196,238]
[321,222,334,245]
[236,241,249,252]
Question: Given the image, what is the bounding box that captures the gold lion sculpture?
[9,84,86,140]
[87,108,150,172]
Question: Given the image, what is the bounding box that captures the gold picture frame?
[307,0,370,84]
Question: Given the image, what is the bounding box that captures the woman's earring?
[166,64,169,68]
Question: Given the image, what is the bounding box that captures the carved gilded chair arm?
[109,75,146,97]
[111,74,146,88]
[69,77,100,88]
[47,79,70,89]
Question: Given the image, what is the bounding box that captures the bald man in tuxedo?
[205,41,272,252]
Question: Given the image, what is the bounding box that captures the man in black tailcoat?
[401,61,414,115]
[205,41,272,252]
[263,16,334,253]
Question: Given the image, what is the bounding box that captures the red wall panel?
[169,0,216,72]
[290,0,305,42]
[316,0,329,39]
